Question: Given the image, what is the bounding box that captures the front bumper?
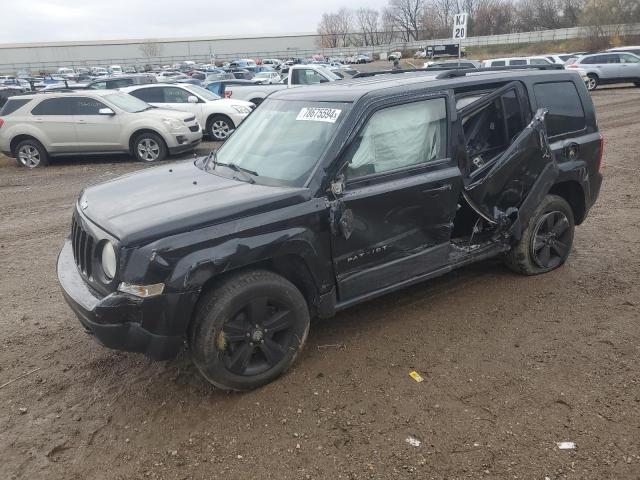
[57,239,184,360]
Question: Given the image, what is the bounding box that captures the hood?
[79,160,310,245]
[136,108,196,121]
[211,98,254,108]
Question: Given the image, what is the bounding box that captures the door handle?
[422,184,452,195]
[76,119,86,124]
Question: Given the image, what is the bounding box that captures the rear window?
[510,59,527,66]
[0,98,31,116]
[491,60,505,66]
[534,81,586,137]
[31,97,74,116]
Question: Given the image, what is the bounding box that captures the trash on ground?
[557,441,576,450]
[405,436,422,447]
[409,371,424,383]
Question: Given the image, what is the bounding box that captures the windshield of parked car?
[104,92,152,113]
[206,99,350,186]
[185,84,220,101]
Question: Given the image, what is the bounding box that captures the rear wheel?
[586,74,599,91]
[15,138,49,168]
[189,270,310,391]
[132,132,167,162]
[207,115,235,141]
[504,194,575,276]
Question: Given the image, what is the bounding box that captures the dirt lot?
[1,85,639,480]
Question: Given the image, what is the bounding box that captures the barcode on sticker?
[296,108,341,123]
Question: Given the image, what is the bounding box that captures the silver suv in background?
[0,90,202,167]
[566,52,640,90]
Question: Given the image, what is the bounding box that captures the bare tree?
[356,7,383,46]
[317,9,354,48]
[387,0,425,41]
[139,40,163,61]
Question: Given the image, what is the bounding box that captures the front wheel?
[504,194,575,276]
[207,115,235,141]
[189,270,310,391]
[132,132,167,162]
[586,74,599,91]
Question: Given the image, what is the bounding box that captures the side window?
[491,61,505,66]
[162,87,190,103]
[510,59,527,66]
[129,87,163,103]
[106,78,133,89]
[74,97,108,115]
[292,69,326,85]
[530,58,549,65]
[461,89,523,167]
[88,81,107,89]
[534,81,586,137]
[31,97,74,115]
[345,98,448,180]
[0,98,31,116]
[619,54,640,64]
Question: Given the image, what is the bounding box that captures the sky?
[3,0,390,44]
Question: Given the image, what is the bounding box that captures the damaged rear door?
[458,82,558,238]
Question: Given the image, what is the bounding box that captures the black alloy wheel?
[190,270,310,391]
[219,296,297,376]
[530,211,572,270]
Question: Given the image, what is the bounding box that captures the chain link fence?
[1,23,639,74]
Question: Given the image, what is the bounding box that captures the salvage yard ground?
[1,84,639,479]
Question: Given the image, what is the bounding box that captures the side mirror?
[98,108,115,116]
[319,77,329,83]
[187,95,199,104]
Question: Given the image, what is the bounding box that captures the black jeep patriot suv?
[58,66,603,390]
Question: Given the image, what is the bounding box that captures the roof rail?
[352,63,564,79]
[435,64,564,79]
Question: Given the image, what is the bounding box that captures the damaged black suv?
[57,66,603,390]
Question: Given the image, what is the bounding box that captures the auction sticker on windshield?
[296,107,342,123]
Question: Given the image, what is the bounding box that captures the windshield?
[104,92,152,113]
[186,84,220,100]
[207,99,350,186]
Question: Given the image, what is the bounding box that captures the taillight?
[0,118,4,128]
[565,64,578,68]
[597,133,604,172]
[225,90,232,98]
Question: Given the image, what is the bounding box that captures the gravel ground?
[0,84,639,480]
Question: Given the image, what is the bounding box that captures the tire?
[586,74,599,91]
[15,138,49,168]
[189,270,310,391]
[504,194,575,276]
[132,132,167,162]
[207,114,235,141]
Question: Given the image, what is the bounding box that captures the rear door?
[330,95,462,301]
[29,97,78,152]
[458,82,558,237]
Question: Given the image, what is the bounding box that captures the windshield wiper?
[217,162,257,183]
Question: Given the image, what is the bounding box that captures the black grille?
[71,216,95,277]
[189,125,199,132]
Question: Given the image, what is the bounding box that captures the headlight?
[231,105,251,114]
[101,241,117,280]
[162,118,183,130]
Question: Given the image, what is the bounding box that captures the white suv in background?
[482,56,552,67]
[0,90,202,167]
[565,52,640,90]
[121,83,254,141]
